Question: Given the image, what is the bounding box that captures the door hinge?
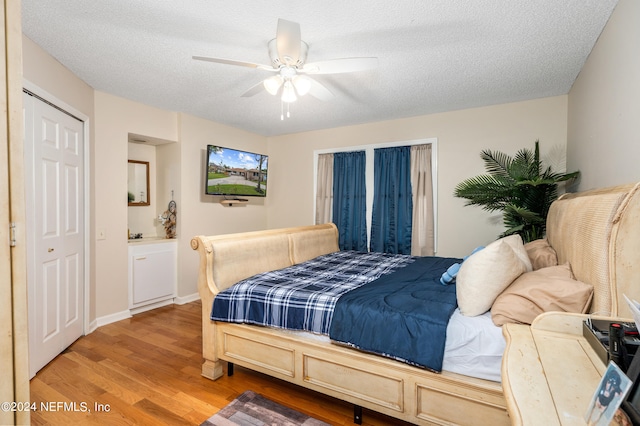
[9,222,16,246]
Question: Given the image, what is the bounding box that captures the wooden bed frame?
[191,182,640,426]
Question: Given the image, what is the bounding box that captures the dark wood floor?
[30,301,412,425]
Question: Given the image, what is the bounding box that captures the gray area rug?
[201,390,330,426]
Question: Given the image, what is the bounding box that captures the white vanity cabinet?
[128,239,177,313]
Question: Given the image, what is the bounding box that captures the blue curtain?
[332,151,367,251]
[370,146,413,254]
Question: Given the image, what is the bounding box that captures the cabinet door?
[131,249,176,305]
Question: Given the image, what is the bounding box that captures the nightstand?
[501,312,624,425]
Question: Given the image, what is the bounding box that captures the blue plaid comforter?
[211,250,415,334]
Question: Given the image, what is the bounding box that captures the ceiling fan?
[193,19,378,113]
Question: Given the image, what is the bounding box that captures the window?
[314,138,438,255]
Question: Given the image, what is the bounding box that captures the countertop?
[127,236,176,245]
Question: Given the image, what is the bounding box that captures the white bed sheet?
[442,308,505,382]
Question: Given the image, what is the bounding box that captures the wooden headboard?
[546,182,640,318]
[190,223,339,296]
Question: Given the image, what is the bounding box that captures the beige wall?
[93,91,179,318]
[69,93,251,317]
[22,36,94,115]
[177,113,269,297]
[268,96,568,256]
[568,0,640,190]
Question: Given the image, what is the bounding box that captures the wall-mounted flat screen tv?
[205,145,268,197]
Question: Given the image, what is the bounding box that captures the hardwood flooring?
[30,301,413,425]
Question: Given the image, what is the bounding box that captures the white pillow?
[500,234,533,272]
[457,238,529,316]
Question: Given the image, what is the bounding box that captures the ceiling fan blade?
[192,55,274,71]
[302,57,378,74]
[307,78,333,101]
[276,19,301,66]
[240,81,267,97]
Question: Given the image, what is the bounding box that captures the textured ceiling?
[21,1,618,137]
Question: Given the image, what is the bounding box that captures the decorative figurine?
[160,200,177,239]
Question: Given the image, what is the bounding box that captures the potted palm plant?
[454,140,579,242]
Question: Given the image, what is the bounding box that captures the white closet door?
[24,92,85,378]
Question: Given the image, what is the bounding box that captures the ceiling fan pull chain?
[280,99,293,120]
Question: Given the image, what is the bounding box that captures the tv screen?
[205,145,268,197]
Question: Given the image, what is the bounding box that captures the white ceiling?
[21,1,618,137]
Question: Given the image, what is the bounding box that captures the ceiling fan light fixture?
[193,19,374,117]
[264,75,283,95]
[292,75,311,96]
[281,81,297,103]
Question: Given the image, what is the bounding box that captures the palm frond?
[512,142,543,181]
[454,175,513,211]
[549,170,580,182]
[504,204,545,224]
[515,178,558,186]
[499,224,524,239]
[480,150,513,179]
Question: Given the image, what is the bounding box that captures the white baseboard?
[95,309,132,328]
[87,319,98,334]
[129,299,175,315]
[89,293,199,332]
[174,292,199,305]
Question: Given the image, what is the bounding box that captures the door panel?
[42,159,59,237]
[65,164,80,234]
[64,253,80,327]
[42,259,60,341]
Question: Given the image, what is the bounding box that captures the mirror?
[128,160,150,206]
